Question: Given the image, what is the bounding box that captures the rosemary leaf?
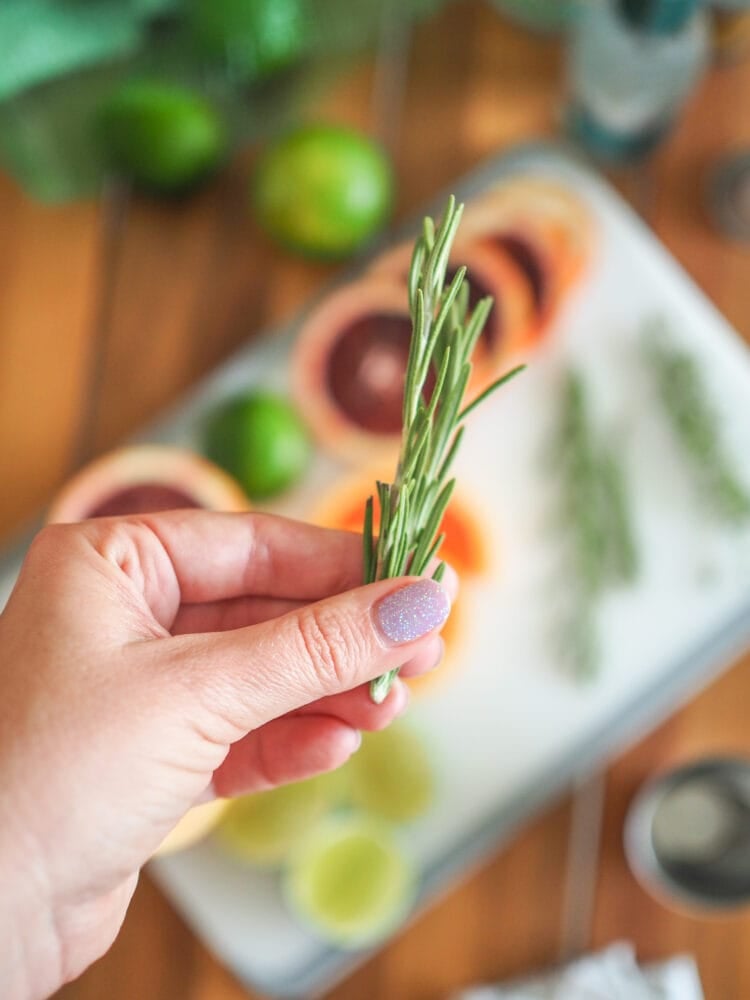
[363,495,375,584]
[407,240,426,306]
[411,478,456,574]
[458,364,526,423]
[432,267,467,346]
[437,424,464,483]
[462,296,494,359]
[417,531,447,578]
[426,347,452,422]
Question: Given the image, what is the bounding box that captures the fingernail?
[374,579,450,645]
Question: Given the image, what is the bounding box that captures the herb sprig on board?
[554,370,637,679]
[365,196,525,704]
[643,321,750,524]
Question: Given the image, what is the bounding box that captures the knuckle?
[90,518,144,563]
[26,522,75,561]
[89,518,169,593]
[22,524,86,582]
[294,604,358,693]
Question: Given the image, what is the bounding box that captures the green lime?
[348,721,436,824]
[188,0,308,81]
[98,80,227,193]
[203,391,311,500]
[253,124,393,259]
[216,775,332,867]
[284,815,416,948]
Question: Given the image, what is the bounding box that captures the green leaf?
[129,0,181,16]
[363,495,376,585]
[458,364,526,422]
[0,2,143,100]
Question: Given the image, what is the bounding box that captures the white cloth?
[453,942,703,1000]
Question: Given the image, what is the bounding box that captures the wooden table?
[2,5,749,998]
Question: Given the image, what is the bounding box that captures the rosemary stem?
[365,196,525,703]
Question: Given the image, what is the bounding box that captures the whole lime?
[188,0,308,82]
[98,80,227,193]
[253,124,393,259]
[203,391,311,500]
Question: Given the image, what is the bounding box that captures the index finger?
[134,509,365,604]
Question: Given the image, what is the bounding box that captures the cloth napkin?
[452,942,704,1000]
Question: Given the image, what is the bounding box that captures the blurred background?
[2,1,750,998]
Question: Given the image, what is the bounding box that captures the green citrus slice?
[284,815,416,948]
[348,721,436,823]
[215,774,334,867]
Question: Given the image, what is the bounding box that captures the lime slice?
[253,124,393,259]
[203,390,311,500]
[348,721,436,823]
[215,774,337,867]
[284,815,416,948]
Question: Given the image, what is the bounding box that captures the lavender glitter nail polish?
[374,579,450,644]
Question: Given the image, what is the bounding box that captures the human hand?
[0,510,453,999]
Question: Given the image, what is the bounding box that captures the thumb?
[156,577,451,734]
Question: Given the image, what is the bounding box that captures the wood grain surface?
[2,4,749,999]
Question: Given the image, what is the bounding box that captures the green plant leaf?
[129,0,181,17]
[0,2,144,100]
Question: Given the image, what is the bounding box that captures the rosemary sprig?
[554,370,638,679]
[598,449,639,583]
[643,321,750,524]
[557,372,609,598]
[365,197,525,704]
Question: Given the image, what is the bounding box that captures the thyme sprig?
[365,196,525,704]
[643,321,750,524]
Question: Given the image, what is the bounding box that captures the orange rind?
[460,176,595,349]
[369,239,535,385]
[291,276,412,462]
[47,444,250,523]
